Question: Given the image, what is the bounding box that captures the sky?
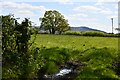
[0,0,119,33]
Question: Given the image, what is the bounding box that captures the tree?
[115,28,120,31]
[2,15,34,79]
[40,10,70,34]
[115,28,120,34]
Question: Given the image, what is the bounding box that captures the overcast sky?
[0,0,119,33]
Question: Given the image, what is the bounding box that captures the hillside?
[70,26,106,33]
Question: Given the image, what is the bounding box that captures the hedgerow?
[63,31,120,37]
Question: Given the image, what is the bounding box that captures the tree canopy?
[40,10,70,34]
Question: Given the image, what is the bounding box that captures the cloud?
[0,2,47,17]
[73,6,101,12]
[2,0,119,3]
[115,11,118,14]
[107,15,118,19]
[15,10,36,17]
[115,4,118,9]
[69,13,88,18]
[99,8,112,14]
[55,0,74,5]
[0,1,48,26]
[95,0,119,3]
[95,0,119,6]
[73,5,112,15]
[67,13,97,24]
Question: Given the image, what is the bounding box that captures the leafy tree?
[115,28,120,35]
[40,10,70,34]
[115,28,120,31]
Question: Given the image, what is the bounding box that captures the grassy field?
[34,34,118,50]
[30,34,120,79]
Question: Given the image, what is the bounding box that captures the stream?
[41,61,84,80]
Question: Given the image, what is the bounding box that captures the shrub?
[63,31,119,37]
[2,15,38,79]
[82,31,106,37]
[63,31,81,36]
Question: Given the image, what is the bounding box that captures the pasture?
[34,34,118,50]
[30,34,120,79]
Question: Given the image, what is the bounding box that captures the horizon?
[0,0,119,33]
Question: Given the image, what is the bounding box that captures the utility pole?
[111,18,113,34]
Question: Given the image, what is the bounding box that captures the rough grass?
[33,34,118,51]
[30,34,120,79]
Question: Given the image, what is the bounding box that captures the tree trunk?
[52,28,55,34]
[48,28,52,34]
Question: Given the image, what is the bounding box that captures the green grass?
[33,34,118,51]
[30,34,120,79]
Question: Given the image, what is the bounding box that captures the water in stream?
[41,61,84,80]
[55,68,72,76]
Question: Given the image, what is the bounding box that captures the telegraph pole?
[111,18,113,34]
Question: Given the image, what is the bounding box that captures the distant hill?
[70,26,106,33]
[33,26,106,33]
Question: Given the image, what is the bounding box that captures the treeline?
[63,31,120,37]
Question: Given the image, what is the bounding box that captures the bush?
[82,31,106,37]
[2,15,38,79]
[63,31,119,37]
[63,31,81,36]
